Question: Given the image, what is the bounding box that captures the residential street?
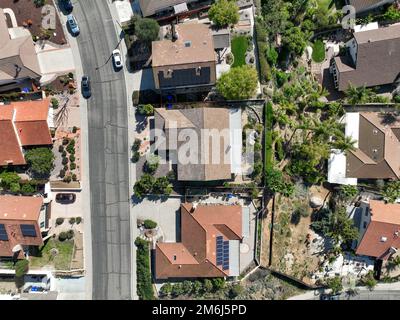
[73,0,132,300]
[288,282,400,300]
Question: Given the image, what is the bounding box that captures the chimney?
[381,236,388,242]
[190,203,198,213]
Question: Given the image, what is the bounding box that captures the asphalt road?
[73,0,131,300]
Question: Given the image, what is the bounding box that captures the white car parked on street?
[112,49,123,69]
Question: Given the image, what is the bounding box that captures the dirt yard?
[261,183,331,285]
[2,0,66,45]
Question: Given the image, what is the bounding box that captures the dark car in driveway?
[81,75,91,98]
[61,0,73,12]
[56,193,76,204]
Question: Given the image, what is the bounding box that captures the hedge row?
[264,101,274,183]
[135,237,154,300]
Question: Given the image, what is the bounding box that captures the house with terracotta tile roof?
[0,195,50,259]
[356,200,400,260]
[0,98,53,167]
[0,9,42,93]
[152,22,217,94]
[155,203,243,279]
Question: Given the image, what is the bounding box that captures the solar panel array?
[20,224,36,237]
[216,236,230,270]
[0,224,7,241]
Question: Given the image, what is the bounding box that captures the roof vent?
[190,203,198,213]
[178,265,182,269]
[184,41,191,48]
[373,129,378,134]
[381,236,388,242]
[173,255,177,261]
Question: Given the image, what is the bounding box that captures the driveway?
[51,191,83,221]
[132,197,182,242]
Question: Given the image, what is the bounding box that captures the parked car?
[320,293,341,300]
[62,0,73,12]
[67,14,79,36]
[81,75,91,98]
[112,49,123,69]
[56,193,76,204]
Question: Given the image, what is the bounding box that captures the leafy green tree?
[0,171,21,190]
[171,283,184,297]
[266,46,278,66]
[25,148,55,177]
[153,177,173,196]
[383,181,400,203]
[282,26,308,56]
[332,136,357,153]
[361,271,377,291]
[10,182,21,193]
[192,280,203,296]
[21,183,36,194]
[133,174,156,198]
[311,207,359,245]
[203,279,213,293]
[217,65,258,100]
[144,155,160,174]
[326,276,343,294]
[339,185,358,201]
[159,283,172,297]
[135,18,160,42]
[265,168,294,197]
[15,259,29,278]
[384,5,400,21]
[208,0,240,28]
[182,280,193,294]
[229,283,244,298]
[261,0,289,39]
[212,278,226,291]
[134,237,155,300]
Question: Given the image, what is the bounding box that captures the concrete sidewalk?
[55,5,92,301]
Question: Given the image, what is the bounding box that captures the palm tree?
[332,136,357,152]
[345,85,376,105]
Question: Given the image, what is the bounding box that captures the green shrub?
[69,155,76,163]
[76,217,82,224]
[137,104,154,116]
[143,219,157,229]
[62,157,68,166]
[63,175,72,183]
[135,238,154,300]
[70,163,76,171]
[51,98,59,109]
[72,126,78,133]
[56,218,64,226]
[312,40,326,63]
[59,145,64,153]
[132,139,142,152]
[21,183,36,194]
[131,152,140,163]
[62,138,70,145]
[72,174,77,181]
[58,232,68,241]
[66,230,74,240]
[69,217,76,225]
[15,259,29,277]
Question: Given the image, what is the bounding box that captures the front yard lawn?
[231,36,249,68]
[312,40,326,63]
[29,239,74,271]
